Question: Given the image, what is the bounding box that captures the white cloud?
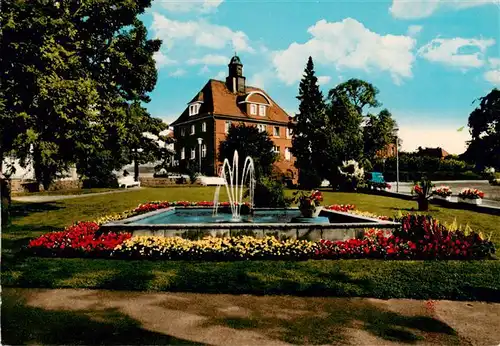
[153,51,176,68]
[317,75,331,85]
[214,70,226,80]
[248,72,269,89]
[418,37,495,68]
[199,65,211,74]
[187,54,228,65]
[151,13,254,52]
[484,69,500,85]
[390,0,497,19]
[272,18,416,85]
[407,25,423,37]
[157,0,224,14]
[398,124,471,154]
[169,68,186,77]
[489,57,500,68]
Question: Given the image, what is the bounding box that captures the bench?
[118,176,141,188]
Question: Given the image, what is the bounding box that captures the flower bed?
[458,188,484,200]
[25,202,495,260]
[432,186,452,198]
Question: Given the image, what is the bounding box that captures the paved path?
[12,187,142,203]
[3,288,499,346]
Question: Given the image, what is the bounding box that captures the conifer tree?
[290,57,326,188]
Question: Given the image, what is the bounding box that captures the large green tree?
[290,57,326,189]
[363,109,398,162]
[219,123,277,178]
[464,88,500,170]
[0,0,161,189]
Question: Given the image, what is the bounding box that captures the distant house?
[376,143,397,159]
[416,147,450,159]
[170,55,297,180]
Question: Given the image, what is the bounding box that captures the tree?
[464,89,500,170]
[327,78,380,116]
[0,0,161,189]
[290,57,326,188]
[363,109,398,162]
[219,123,276,178]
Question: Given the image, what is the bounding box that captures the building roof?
[171,79,290,125]
[417,147,450,158]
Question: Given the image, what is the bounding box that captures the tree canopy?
[0,0,163,188]
[464,88,500,170]
[219,123,276,178]
[290,56,325,188]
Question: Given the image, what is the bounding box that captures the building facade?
[171,55,297,181]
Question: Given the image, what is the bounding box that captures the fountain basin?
[101,207,400,241]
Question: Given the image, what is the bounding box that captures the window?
[249,104,257,115]
[225,121,231,134]
[257,124,266,133]
[258,105,266,116]
[202,122,207,132]
[273,146,280,154]
[180,127,185,136]
[181,147,185,160]
[202,144,207,158]
[191,148,196,159]
[273,126,280,137]
[190,124,195,135]
[189,103,200,116]
[286,128,292,139]
[285,147,291,161]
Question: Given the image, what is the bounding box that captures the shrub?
[253,177,290,208]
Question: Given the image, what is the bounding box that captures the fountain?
[213,150,255,221]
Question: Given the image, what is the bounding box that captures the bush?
[1,178,10,227]
[253,177,290,208]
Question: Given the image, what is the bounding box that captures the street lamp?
[132,148,144,182]
[197,138,203,174]
[393,126,400,193]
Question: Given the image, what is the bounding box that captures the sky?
[140,0,500,154]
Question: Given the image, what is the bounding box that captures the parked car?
[365,172,390,190]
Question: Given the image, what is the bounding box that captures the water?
[213,150,255,220]
[133,208,304,224]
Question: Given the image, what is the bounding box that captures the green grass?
[12,187,118,197]
[2,187,500,301]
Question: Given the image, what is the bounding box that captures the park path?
[3,288,500,346]
[11,187,142,203]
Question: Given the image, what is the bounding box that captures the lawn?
[2,187,500,301]
[12,187,118,197]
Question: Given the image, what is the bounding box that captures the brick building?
[171,55,297,181]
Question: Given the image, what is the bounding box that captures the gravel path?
[3,288,500,346]
[11,187,142,203]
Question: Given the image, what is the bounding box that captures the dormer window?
[189,103,201,116]
[258,105,266,116]
[249,104,257,115]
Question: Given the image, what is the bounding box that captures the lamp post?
[393,127,400,193]
[132,148,144,182]
[197,138,203,174]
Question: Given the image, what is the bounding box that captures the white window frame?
[190,124,195,135]
[273,126,280,137]
[286,128,292,139]
[181,147,185,160]
[258,105,266,116]
[273,145,280,154]
[225,121,231,134]
[202,122,207,132]
[249,104,257,115]
[190,148,196,159]
[202,144,207,158]
[189,103,200,116]
[257,124,266,133]
[181,128,185,136]
[285,147,291,161]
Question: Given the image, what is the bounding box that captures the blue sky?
[140,0,500,154]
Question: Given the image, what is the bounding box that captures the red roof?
[171,79,290,125]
